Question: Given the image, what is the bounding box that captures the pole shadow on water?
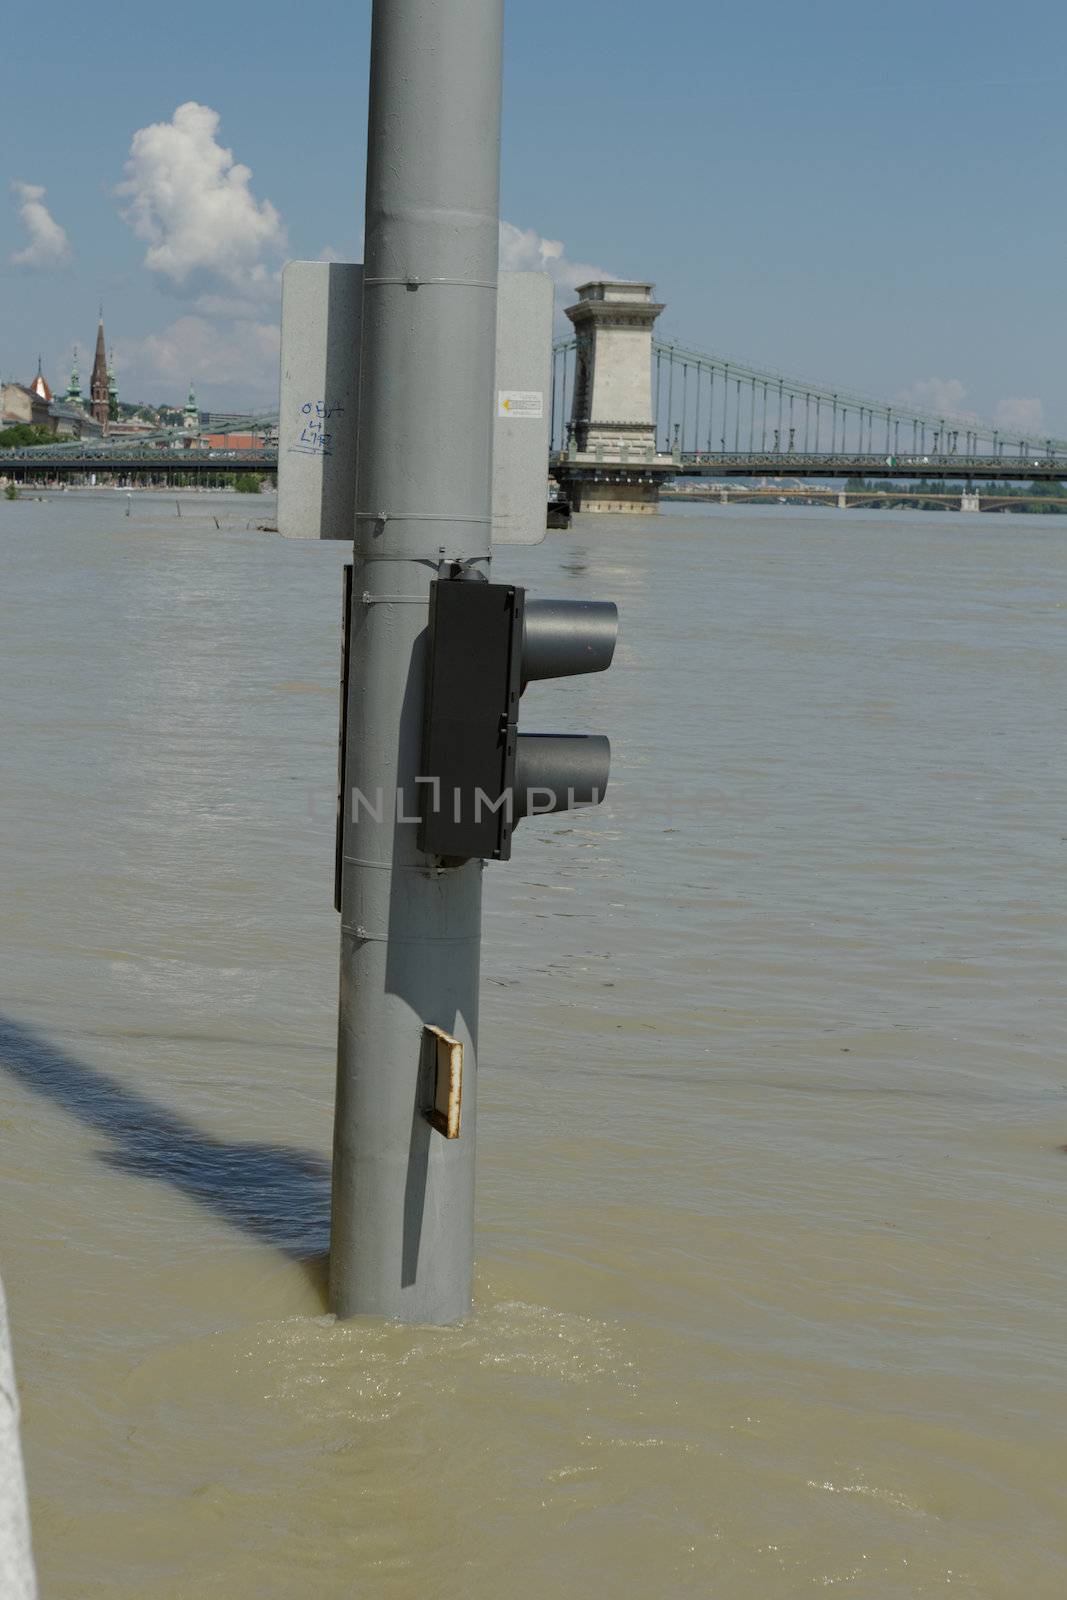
[0,1014,331,1298]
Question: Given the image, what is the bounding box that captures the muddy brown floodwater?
[1,490,1065,1598]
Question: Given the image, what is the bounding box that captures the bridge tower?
[556,281,675,513]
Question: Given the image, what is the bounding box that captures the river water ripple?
[1,491,1065,1597]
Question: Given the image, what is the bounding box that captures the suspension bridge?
[550,337,1066,467]
[3,281,1064,506]
[547,282,1066,510]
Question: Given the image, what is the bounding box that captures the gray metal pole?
[330,0,503,1324]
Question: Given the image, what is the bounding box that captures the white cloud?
[116,102,286,311]
[8,181,72,269]
[499,221,616,328]
[115,315,280,404]
[106,187,614,404]
[498,221,612,292]
[995,395,1044,436]
[897,376,973,417]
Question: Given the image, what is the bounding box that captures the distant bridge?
[0,446,273,481]
[4,313,1066,493]
[665,485,1063,512]
[7,442,1064,490]
[549,325,1067,511]
[551,337,1067,466]
[671,451,1067,481]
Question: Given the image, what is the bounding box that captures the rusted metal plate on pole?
[422,1025,463,1140]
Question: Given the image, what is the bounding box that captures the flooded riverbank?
[1,492,1065,1596]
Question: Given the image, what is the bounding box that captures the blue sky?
[3,0,1065,426]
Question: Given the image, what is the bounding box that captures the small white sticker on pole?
[492,272,553,545]
[497,390,544,420]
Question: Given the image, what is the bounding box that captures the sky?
[2,0,1066,427]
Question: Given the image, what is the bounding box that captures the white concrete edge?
[0,1277,37,1600]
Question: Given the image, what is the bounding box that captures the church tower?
[183,383,199,433]
[90,312,109,428]
[67,347,82,408]
[107,348,118,422]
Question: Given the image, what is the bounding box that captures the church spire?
[67,346,81,406]
[107,345,118,422]
[30,356,53,403]
[90,310,109,429]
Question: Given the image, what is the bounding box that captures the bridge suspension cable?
[551,337,1067,462]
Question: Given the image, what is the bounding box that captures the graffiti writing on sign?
[289,399,344,457]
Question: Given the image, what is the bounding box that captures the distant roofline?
[1,381,49,402]
[573,279,653,293]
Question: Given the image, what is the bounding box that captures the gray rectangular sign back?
[278,264,551,544]
[277,261,362,540]
[491,271,552,545]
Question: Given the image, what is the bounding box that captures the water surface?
[1,490,1065,1597]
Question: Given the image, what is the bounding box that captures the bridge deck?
[4,448,1067,484]
[0,450,273,476]
[673,452,1067,482]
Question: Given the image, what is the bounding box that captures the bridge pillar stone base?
[837,491,848,509]
[570,479,659,514]
[960,492,980,512]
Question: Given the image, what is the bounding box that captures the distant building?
[1,380,53,432]
[89,313,109,428]
[106,414,157,439]
[49,401,102,440]
[183,384,200,434]
[29,359,52,404]
[47,346,105,436]
[202,432,259,450]
[66,348,82,408]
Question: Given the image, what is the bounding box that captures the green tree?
[0,424,56,448]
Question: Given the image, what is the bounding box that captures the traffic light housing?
[419,577,617,861]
